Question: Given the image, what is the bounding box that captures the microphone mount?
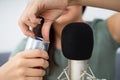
[57,65,107,80]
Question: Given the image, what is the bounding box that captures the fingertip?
[43,33,50,43]
[29,32,35,38]
[18,19,34,37]
[24,30,35,38]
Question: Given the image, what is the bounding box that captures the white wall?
[0,0,27,52]
[83,7,117,21]
[0,1,117,52]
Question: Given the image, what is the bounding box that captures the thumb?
[42,20,53,42]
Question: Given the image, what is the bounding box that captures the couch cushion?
[0,52,11,66]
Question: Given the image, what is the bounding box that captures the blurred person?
[12,5,120,80]
[18,0,120,42]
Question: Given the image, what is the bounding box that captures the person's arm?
[19,0,120,42]
[107,13,120,43]
[18,0,68,42]
[0,49,49,80]
[69,0,120,11]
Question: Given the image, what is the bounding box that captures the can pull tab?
[32,17,44,38]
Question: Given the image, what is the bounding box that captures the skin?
[53,5,84,49]
[18,0,68,42]
[52,6,120,49]
[69,0,120,11]
[18,0,120,42]
[0,49,49,80]
[1,5,120,80]
[107,13,120,44]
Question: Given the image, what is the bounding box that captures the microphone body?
[61,22,93,80]
[69,60,88,80]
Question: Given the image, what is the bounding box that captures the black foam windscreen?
[61,22,93,60]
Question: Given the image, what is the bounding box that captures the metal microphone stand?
[57,65,107,80]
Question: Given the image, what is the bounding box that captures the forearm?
[68,0,120,11]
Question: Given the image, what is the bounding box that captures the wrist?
[68,0,82,6]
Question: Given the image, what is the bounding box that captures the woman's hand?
[18,0,68,42]
[0,49,49,80]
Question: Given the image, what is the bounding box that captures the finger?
[18,1,35,37]
[28,1,41,25]
[26,77,43,80]
[19,49,49,60]
[25,20,40,28]
[18,19,35,37]
[26,68,46,77]
[28,15,41,25]
[42,20,53,42]
[25,58,49,68]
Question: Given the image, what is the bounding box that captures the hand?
[18,0,68,42]
[0,49,49,80]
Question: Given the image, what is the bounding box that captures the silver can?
[25,37,49,51]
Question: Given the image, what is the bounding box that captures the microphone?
[61,22,94,80]
[25,17,49,51]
